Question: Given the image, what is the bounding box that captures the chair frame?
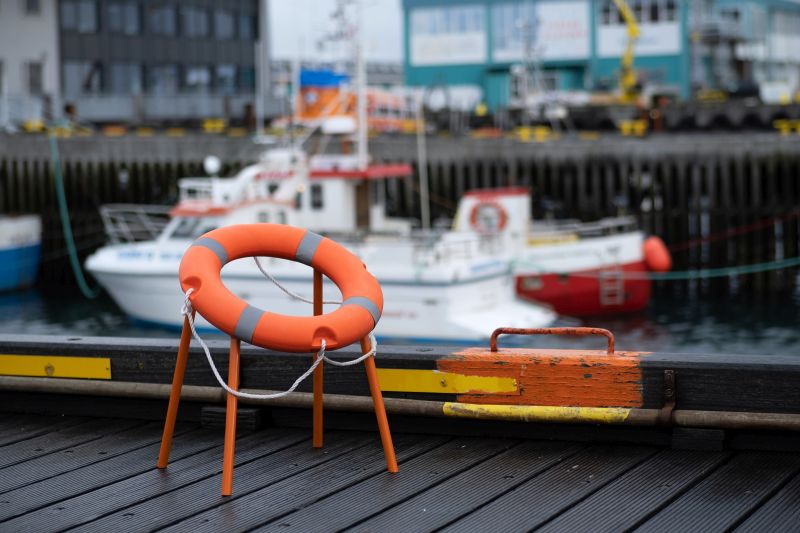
[156,270,398,496]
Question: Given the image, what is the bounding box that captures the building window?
[182,7,209,37]
[491,3,536,53]
[216,65,237,94]
[148,4,176,36]
[239,13,255,40]
[240,66,255,91]
[108,1,140,35]
[310,184,324,210]
[63,61,102,95]
[214,9,234,39]
[25,0,40,15]
[184,66,211,92]
[26,62,43,94]
[410,5,484,36]
[109,63,142,94]
[148,65,178,94]
[61,0,97,33]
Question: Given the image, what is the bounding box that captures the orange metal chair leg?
[361,336,398,473]
[312,270,324,448]
[221,337,241,496]
[157,313,194,469]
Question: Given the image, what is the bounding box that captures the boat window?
[268,183,279,194]
[169,218,201,239]
[277,211,286,224]
[258,211,269,223]
[311,184,324,210]
[295,192,302,209]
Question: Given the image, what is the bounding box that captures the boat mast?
[355,0,368,171]
[255,0,271,140]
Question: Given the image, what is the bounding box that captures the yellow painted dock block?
[773,119,800,136]
[202,118,227,134]
[515,126,552,143]
[227,127,248,137]
[136,127,156,137]
[0,354,111,379]
[103,125,128,137]
[619,119,648,137]
[22,119,46,133]
[166,127,186,137]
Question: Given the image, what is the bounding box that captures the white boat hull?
[87,245,555,344]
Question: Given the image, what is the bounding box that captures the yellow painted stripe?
[377,369,516,394]
[442,403,631,424]
[0,355,111,380]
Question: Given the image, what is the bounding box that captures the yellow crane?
[612,0,640,103]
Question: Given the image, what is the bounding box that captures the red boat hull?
[516,260,652,317]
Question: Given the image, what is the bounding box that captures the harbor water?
[2,283,798,356]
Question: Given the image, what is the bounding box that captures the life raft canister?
[179,224,383,353]
[643,236,671,273]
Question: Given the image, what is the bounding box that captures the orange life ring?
[469,200,508,233]
[179,224,383,353]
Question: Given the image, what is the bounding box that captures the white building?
[0,0,61,127]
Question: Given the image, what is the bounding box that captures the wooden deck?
[1,413,799,532]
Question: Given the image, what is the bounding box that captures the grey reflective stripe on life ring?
[341,296,381,325]
[234,304,264,343]
[193,237,228,265]
[295,231,324,266]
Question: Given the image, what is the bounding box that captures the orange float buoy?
[179,224,383,352]
[643,236,672,273]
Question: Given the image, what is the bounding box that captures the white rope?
[253,257,341,305]
[180,288,377,400]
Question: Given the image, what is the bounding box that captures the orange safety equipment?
[178,224,383,352]
[643,235,672,273]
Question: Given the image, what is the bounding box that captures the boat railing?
[178,179,215,201]
[99,204,172,244]
[531,216,639,238]
[336,230,503,266]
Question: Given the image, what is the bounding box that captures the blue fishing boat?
[0,215,41,291]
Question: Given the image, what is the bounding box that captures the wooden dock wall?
[1,133,799,293]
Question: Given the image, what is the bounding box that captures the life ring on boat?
[179,224,382,353]
[469,200,508,233]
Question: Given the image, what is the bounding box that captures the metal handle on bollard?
[489,327,616,355]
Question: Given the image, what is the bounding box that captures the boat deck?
[1,413,799,532]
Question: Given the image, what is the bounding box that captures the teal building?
[402,0,800,110]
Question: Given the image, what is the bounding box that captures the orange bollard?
[312,270,324,448]
[221,337,241,496]
[361,336,398,473]
[157,312,194,469]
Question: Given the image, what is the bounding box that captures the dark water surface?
[0,284,798,356]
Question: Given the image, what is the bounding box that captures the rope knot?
[181,288,194,317]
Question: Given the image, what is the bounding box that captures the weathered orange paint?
[439,348,644,408]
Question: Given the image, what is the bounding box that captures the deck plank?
[439,444,658,532]
[0,427,213,522]
[0,421,194,494]
[343,440,586,533]
[734,471,800,533]
[112,433,448,533]
[0,415,88,447]
[0,426,310,532]
[635,451,800,532]
[0,417,143,469]
[67,431,389,532]
[536,449,730,533]
[249,437,522,533]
